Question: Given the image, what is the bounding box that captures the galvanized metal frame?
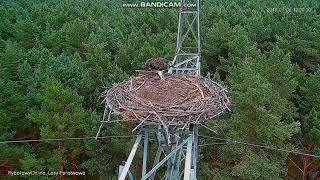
[96,0,202,179]
[119,134,143,180]
[117,126,198,180]
[169,0,201,76]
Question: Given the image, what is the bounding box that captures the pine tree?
[0,78,27,173]
[299,73,320,114]
[216,34,300,179]
[300,108,320,179]
[0,41,24,80]
[26,78,89,179]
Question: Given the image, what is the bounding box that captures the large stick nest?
[101,71,230,127]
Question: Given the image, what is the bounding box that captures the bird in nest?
[143,57,171,80]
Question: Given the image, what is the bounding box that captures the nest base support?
[118,125,198,180]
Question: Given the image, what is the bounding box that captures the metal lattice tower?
[99,1,202,179]
[169,0,201,75]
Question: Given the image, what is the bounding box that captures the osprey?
[144,57,169,71]
[143,57,170,80]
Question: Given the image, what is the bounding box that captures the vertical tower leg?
[184,135,194,180]
[142,131,149,177]
[191,125,198,179]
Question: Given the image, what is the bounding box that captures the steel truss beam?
[169,0,201,76]
[118,134,143,180]
[118,125,198,180]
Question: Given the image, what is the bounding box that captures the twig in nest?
[105,119,134,123]
[131,114,152,132]
[179,123,188,130]
[133,80,146,91]
[224,103,231,112]
[193,83,204,98]
[101,96,108,104]
[149,101,154,107]
[200,123,217,134]
[153,111,171,144]
[132,119,146,132]
[129,78,133,91]
[114,93,121,107]
[102,106,109,122]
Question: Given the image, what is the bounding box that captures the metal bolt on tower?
[117,0,201,179]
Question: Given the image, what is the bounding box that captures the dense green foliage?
[0,0,319,179]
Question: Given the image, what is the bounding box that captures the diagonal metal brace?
[118,134,143,180]
[141,136,192,180]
